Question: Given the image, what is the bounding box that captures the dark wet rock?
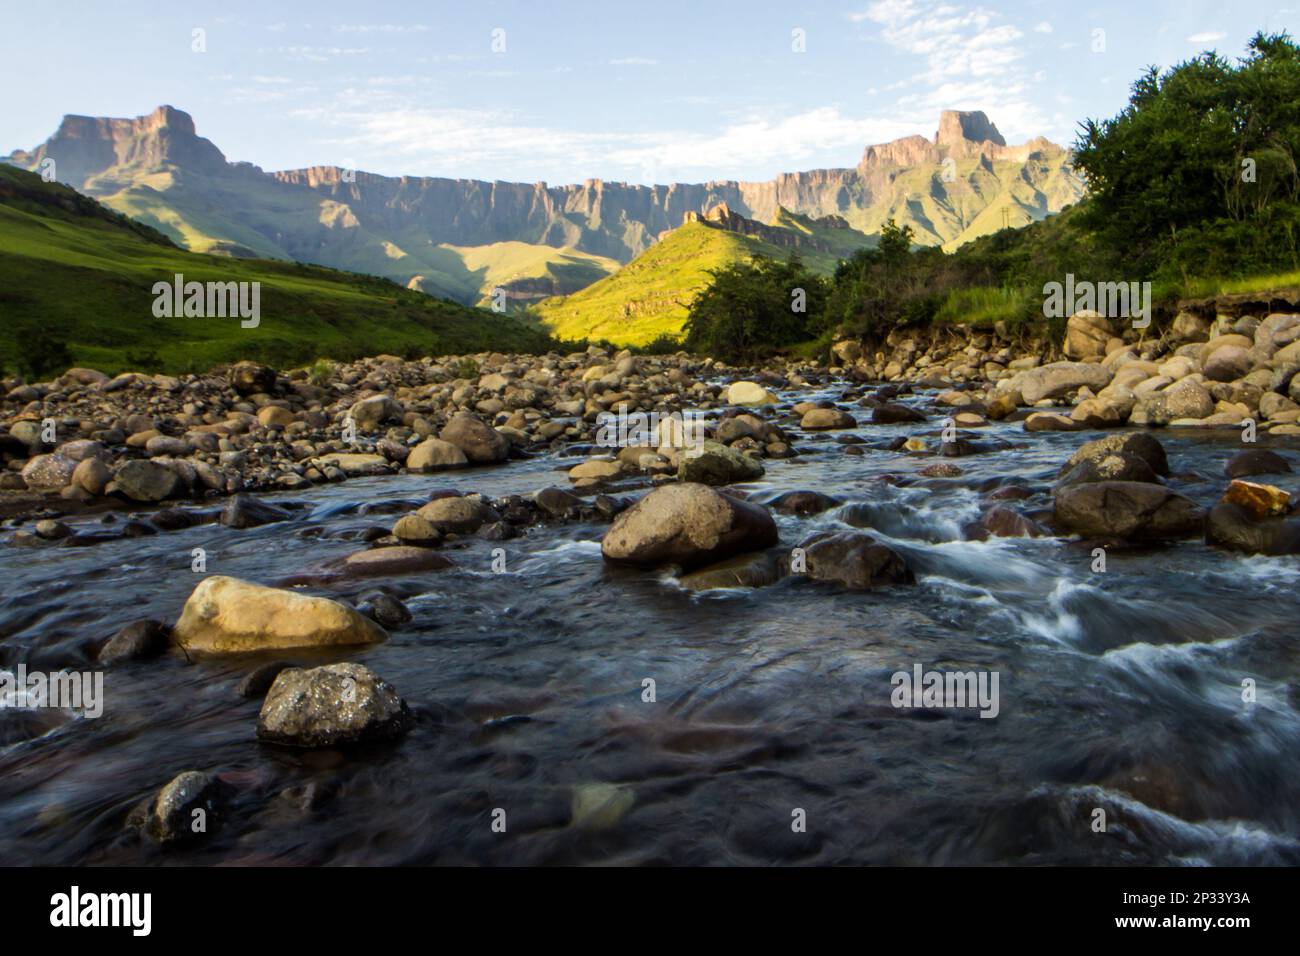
[1055,452,1161,489]
[1053,481,1204,540]
[357,592,413,630]
[335,546,455,579]
[1206,502,1300,555]
[677,549,787,590]
[535,486,583,518]
[765,490,842,515]
[33,519,71,540]
[1061,433,1170,477]
[229,361,277,396]
[99,619,171,664]
[601,483,778,569]
[238,661,294,699]
[971,505,1049,539]
[150,508,200,532]
[128,771,229,845]
[256,663,414,748]
[1225,449,1292,479]
[677,440,764,485]
[794,530,915,590]
[220,493,292,529]
[871,402,926,424]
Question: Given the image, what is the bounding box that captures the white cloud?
[291,105,920,184]
[1033,22,1053,34]
[609,57,658,66]
[1187,31,1226,43]
[853,0,1050,142]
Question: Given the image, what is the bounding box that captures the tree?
[683,254,826,362]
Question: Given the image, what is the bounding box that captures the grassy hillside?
[535,217,869,347]
[0,165,553,377]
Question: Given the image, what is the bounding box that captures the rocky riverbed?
[3,309,1300,864]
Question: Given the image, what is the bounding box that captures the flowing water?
[3,382,1300,866]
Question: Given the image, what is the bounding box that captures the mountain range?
[5,105,1085,315]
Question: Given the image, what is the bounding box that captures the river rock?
[71,457,111,495]
[1012,362,1114,403]
[348,394,402,429]
[130,771,228,845]
[794,531,914,589]
[173,575,387,654]
[256,663,414,748]
[601,483,778,569]
[406,438,468,472]
[871,402,926,424]
[765,490,842,515]
[1063,310,1114,360]
[1206,502,1300,555]
[1062,432,1169,476]
[1224,449,1292,478]
[19,454,77,491]
[99,619,171,664]
[1053,481,1204,540]
[800,407,857,430]
[677,549,786,590]
[229,362,277,395]
[1221,479,1290,518]
[1056,452,1160,488]
[677,440,764,484]
[440,412,509,463]
[113,459,179,502]
[726,381,779,405]
[337,546,454,578]
[220,493,291,529]
[416,495,491,533]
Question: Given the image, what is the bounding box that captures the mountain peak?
[935,110,1006,147]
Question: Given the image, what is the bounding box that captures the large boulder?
[19,453,77,491]
[256,663,413,748]
[1063,310,1114,360]
[677,440,764,485]
[1203,345,1254,382]
[416,495,491,533]
[348,394,402,429]
[113,459,179,502]
[678,550,786,591]
[220,493,291,529]
[1013,362,1114,403]
[1206,502,1300,555]
[1254,313,1300,357]
[440,412,509,463]
[406,438,468,472]
[1131,378,1214,424]
[1224,448,1291,479]
[1061,433,1170,477]
[1053,481,1204,540]
[173,575,386,654]
[601,483,778,569]
[726,381,779,405]
[794,531,914,590]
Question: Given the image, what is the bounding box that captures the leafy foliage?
[682,254,828,363]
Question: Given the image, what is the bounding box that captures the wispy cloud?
[852,0,1046,140]
[1187,31,1226,43]
[291,105,917,183]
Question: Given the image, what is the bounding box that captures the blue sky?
[3,0,1296,185]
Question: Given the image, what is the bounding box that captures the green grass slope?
[0,165,553,376]
[535,218,867,347]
